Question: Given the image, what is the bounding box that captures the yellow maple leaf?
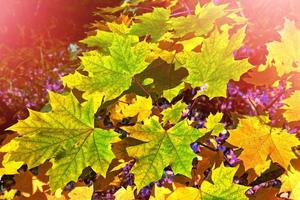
[146,44,176,64]
[32,177,46,194]
[202,113,225,136]
[266,19,300,76]
[177,37,204,51]
[0,154,23,175]
[109,93,152,123]
[227,116,299,174]
[46,188,67,200]
[280,167,300,200]
[149,185,172,200]
[167,187,200,200]
[283,91,300,122]
[114,186,135,200]
[21,176,47,198]
[68,186,93,200]
[53,188,64,199]
[46,194,67,200]
[0,189,17,200]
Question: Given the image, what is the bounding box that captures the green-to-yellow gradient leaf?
[81,23,131,50]
[1,92,119,191]
[169,3,228,37]
[129,2,228,40]
[168,164,249,200]
[200,164,249,200]
[227,116,299,174]
[62,34,151,102]
[202,113,225,136]
[161,101,186,124]
[183,26,251,98]
[266,19,300,76]
[130,7,171,41]
[124,117,201,189]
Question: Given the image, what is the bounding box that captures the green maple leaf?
[183,26,251,98]
[161,101,186,124]
[62,34,151,102]
[200,164,249,199]
[203,113,224,136]
[80,23,133,51]
[163,82,185,102]
[169,3,227,37]
[129,3,228,40]
[130,7,171,41]
[80,30,115,50]
[168,164,249,200]
[1,92,119,191]
[123,117,201,189]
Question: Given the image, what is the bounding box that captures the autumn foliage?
[1,0,300,199]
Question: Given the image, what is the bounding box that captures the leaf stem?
[264,90,286,111]
[170,10,194,17]
[182,1,192,14]
[199,142,218,152]
[133,76,151,97]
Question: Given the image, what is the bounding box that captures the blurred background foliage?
[0,0,120,130]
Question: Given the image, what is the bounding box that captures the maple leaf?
[146,43,176,64]
[123,117,201,189]
[202,113,224,136]
[80,23,132,51]
[177,37,204,51]
[150,185,172,200]
[280,167,300,200]
[227,116,300,174]
[1,92,120,191]
[0,189,17,200]
[130,7,171,41]
[68,186,94,200]
[168,164,249,200]
[0,154,23,175]
[169,3,228,37]
[80,30,115,50]
[167,186,200,200]
[266,19,300,76]
[183,26,251,98]
[200,164,249,200]
[163,82,185,102]
[283,91,300,122]
[62,34,151,102]
[0,133,23,175]
[128,2,232,41]
[109,93,152,123]
[114,186,135,200]
[161,101,186,124]
[46,194,67,200]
